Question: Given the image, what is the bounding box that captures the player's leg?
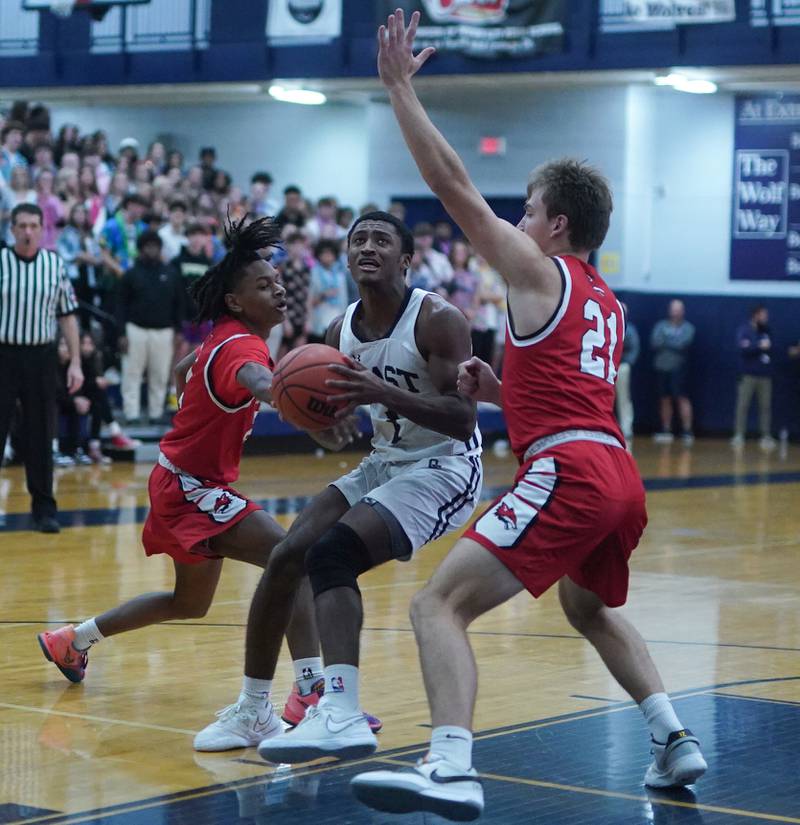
[757,376,773,445]
[210,508,329,723]
[260,454,483,765]
[351,537,521,821]
[194,485,352,751]
[559,576,707,787]
[38,558,223,683]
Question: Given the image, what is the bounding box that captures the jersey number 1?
[580,299,618,385]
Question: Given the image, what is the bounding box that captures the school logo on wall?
[377,1,565,58]
[267,0,342,44]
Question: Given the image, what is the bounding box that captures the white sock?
[109,421,122,436]
[318,664,359,713]
[429,726,473,771]
[293,657,323,696]
[240,676,272,707]
[640,692,683,743]
[73,618,104,651]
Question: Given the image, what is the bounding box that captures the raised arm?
[378,10,559,306]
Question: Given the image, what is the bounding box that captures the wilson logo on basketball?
[494,501,517,530]
[307,396,337,418]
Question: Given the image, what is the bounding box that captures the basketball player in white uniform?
[194,211,482,758]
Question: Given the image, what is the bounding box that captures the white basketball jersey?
[337,288,482,463]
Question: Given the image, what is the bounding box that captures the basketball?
[271,344,352,431]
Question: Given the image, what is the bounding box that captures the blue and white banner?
[730,95,800,281]
[750,0,800,27]
[266,0,341,44]
[600,0,735,33]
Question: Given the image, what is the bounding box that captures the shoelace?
[214,702,256,723]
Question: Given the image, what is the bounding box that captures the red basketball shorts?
[142,461,260,566]
[465,441,647,607]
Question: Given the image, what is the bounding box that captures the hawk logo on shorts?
[213,492,233,514]
[494,501,517,530]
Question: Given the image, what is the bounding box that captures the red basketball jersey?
[160,316,272,483]
[502,255,625,461]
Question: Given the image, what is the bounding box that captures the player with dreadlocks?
[38,216,360,750]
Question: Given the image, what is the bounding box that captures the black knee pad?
[306,522,373,598]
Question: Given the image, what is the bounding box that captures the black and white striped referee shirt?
[0,247,78,345]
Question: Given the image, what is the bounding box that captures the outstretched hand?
[378,8,436,88]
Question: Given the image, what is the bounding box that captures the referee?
[0,203,83,533]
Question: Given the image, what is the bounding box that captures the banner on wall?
[376,1,566,59]
[750,0,800,27]
[600,0,735,33]
[730,95,800,281]
[266,0,342,44]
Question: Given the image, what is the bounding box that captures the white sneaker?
[352,755,484,822]
[644,729,707,788]
[193,701,282,752]
[759,436,777,451]
[653,431,674,444]
[257,703,377,764]
[730,434,745,449]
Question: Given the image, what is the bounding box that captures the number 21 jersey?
[502,255,625,461]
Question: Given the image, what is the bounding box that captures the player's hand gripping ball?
[271,344,353,431]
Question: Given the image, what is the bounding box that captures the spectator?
[248,171,278,216]
[413,221,453,289]
[407,246,436,291]
[117,230,183,425]
[146,140,167,175]
[100,192,147,277]
[58,203,105,331]
[54,123,80,164]
[104,171,131,217]
[0,121,27,184]
[445,239,479,319]
[306,196,345,242]
[731,305,775,450]
[274,184,307,229]
[158,199,187,262]
[0,203,82,533]
[55,336,92,465]
[199,146,217,190]
[651,299,695,445]
[337,206,355,232]
[35,169,64,250]
[387,200,406,222]
[2,165,36,245]
[79,163,104,226]
[470,254,505,365]
[434,219,453,257]
[166,149,184,174]
[56,166,81,216]
[31,144,57,182]
[615,302,640,443]
[306,239,348,345]
[172,222,213,360]
[279,231,312,356]
[118,136,140,166]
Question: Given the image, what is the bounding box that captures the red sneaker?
[110,433,141,449]
[37,625,88,683]
[281,681,383,733]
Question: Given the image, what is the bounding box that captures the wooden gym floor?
[1,439,799,824]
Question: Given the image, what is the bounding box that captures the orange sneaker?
[281,681,383,733]
[37,625,88,683]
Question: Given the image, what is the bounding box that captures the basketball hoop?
[49,0,76,17]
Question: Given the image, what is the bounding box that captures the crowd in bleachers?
[0,101,507,465]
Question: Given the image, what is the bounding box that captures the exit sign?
[479,137,507,156]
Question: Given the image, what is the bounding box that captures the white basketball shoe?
[257,703,377,763]
[193,700,283,752]
[644,729,707,788]
[351,754,484,822]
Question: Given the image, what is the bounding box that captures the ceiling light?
[672,77,717,94]
[268,85,326,105]
[653,73,717,94]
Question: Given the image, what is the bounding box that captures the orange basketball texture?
[271,344,352,431]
